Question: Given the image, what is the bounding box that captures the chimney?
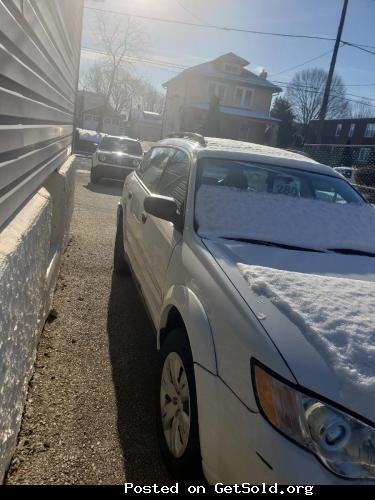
[259,69,268,79]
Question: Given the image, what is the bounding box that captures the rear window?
[100,137,142,156]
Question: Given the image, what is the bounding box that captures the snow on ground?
[239,264,375,391]
[196,185,375,253]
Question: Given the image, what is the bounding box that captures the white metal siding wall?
[0,0,83,229]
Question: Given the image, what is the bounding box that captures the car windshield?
[100,137,142,156]
[195,158,375,254]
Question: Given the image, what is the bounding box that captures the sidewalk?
[6,160,172,485]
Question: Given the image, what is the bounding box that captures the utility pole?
[317,0,349,143]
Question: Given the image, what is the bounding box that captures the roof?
[163,52,281,92]
[191,102,280,122]
[158,136,341,177]
[83,105,120,117]
[213,52,250,67]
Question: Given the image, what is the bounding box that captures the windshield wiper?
[221,237,323,253]
[329,248,375,257]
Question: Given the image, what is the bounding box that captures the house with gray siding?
[0,0,83,480]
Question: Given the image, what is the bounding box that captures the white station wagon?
[116,133,375,484]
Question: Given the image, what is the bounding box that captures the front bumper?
[194,364,371,485]
[92,162,134,181]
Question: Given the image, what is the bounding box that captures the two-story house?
[162,52,282,144]
[76,90,127,135]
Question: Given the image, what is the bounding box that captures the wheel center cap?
[172,396,179,405]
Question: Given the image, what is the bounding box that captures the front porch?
[180,104,280,146]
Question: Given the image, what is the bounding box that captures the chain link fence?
[303,144,375,203]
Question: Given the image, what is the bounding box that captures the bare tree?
[136,81,165,113]
[286,68,350,138]
[83,13,147,130]
[350,98,375,118]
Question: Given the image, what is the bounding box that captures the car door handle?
[128,192,133,200]
[141,212,148,224]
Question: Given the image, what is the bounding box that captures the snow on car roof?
[200,138,337,176]
[239,265,375,391]
[161,136,338,176]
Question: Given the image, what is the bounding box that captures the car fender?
[158,285,217,375]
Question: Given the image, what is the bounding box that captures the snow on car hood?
[202,237,375,419]
[196,185,375,253]
[239,264,375,391]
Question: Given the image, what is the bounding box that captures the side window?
[138,148,174,192]
[156,150,190,211]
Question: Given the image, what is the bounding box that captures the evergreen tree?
[271,97,296,148]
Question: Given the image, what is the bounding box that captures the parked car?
[116,133,375,484]
[74,128,104,156]
[91,135,143,183]
[333,166,354,182]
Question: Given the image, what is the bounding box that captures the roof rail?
[166,132,206,147]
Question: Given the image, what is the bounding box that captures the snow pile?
[239,264,375,390]
[196,185,375,253]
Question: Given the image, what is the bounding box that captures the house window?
[365,123,375,138]
[223,63,240,75]
[335,124,342,137]
[234,87,253,109]
[358,148,371,162]
[348,123,355,138]
[209,82,226,102]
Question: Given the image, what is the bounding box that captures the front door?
[140,148,190,321]
[126,147,190,324]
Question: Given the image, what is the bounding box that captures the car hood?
[203,237,375,422]
[97,150,143,160]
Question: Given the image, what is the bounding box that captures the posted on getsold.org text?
[124,483,315,495]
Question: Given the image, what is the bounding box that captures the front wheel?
[158,328,202,480]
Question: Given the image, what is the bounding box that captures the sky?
[81,0,375,109]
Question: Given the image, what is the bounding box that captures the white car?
[116,133,375,485]
[91,135,143,183]
[334,166,354,182]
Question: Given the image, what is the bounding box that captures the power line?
[81,46,375,108]
[269,48,335,77]
[276,82,375,109]
[84,5,337,41]
[81,46,185,72]
[174,0,210,25]
[83,4,375,51]
[275,80,375,103]
[343,41,375,56]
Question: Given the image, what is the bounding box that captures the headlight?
[252,361,375,479]
[98,154,107,162]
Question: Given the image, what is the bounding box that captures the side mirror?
[144,195,180,226]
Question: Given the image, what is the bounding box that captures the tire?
[90,170,100,184]
[114,207,130,275]
[158,328,202,480]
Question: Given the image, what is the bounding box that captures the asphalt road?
[6,157,173,485]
